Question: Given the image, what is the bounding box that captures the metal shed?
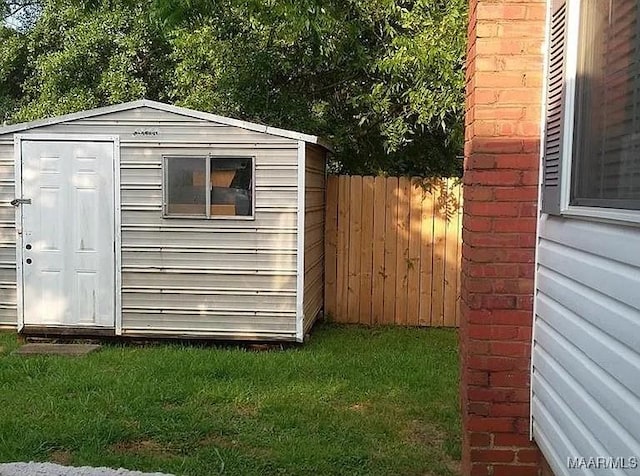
[0,100,329,342]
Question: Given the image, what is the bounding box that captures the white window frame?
[558,0,640,225]
[162,155,256,220]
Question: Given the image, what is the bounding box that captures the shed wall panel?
[119,143,298,336]
[303,144,326,335]
[533,215,640,475]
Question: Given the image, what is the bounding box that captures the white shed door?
[21,139,116,327]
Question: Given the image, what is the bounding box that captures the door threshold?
[20,325,116,337]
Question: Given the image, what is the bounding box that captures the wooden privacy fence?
[324,176,463,327]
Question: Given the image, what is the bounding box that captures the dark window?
[209,158,253,217]
[571,0,640,209]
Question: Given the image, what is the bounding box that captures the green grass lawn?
[0,324,460,476]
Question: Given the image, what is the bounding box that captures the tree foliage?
[0,0,467,176]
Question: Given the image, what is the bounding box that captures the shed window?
[164,156,253,218]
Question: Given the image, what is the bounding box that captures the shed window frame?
[552,0,640,225]
[162,155,256,220]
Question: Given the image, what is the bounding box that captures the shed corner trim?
[295,140,306,342]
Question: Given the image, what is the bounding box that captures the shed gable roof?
[0,100,331,150]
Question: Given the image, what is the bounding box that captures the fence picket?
[371,177,387,325]
[347,176,363,323]
[324,176,339,318]
[359,177,375,324]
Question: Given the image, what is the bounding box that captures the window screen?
[164,156,253,218]
[571,0,640,209]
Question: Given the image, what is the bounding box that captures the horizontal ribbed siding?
[0,143,15,327]
[533,215,640,476]
[303,144,325,335]
[0,106,303,338]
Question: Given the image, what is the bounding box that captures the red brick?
[477,4,527,20]
[494,433,535,447]
[469,356,527,372]
[467,264,521,278]
[527,4,547,20]
[493,217,537,233]
[498,22,545,39]
[464,216,494,232]
[490,371,530,388]
[468,417,517,433]
[493,156,539,171]
[465,202,523,217]
[518,449,541,463]
[466,169,522,186]
[468,387,531,403]
[464,185,495,199]
[470,432,492,447]
[471,449,516,463]
[497,88,542,104]
[490,341,531,357]
[468,324,521,340]
[490,403,530,417]
[470,464,491,476]
[469,402,491,416]
[519,202,538,217]
[475,106,525,120]
[471,138,526,154]
[521,169,540,185]
[481,310,532,325]
[494,465,540,476]
[466,233,521,248]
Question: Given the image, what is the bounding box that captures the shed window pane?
[571,0,640,209]
[210,158,253,217]
[166,157,207,216]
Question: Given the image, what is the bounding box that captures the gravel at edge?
[0,462,174,476]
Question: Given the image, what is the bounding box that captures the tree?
[0,0,173,123]
[0,0,467,176]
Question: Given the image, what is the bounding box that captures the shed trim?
[14,135,23,332]
[0,100,333,151]
[113,136,123,335]
[296,140,305,342]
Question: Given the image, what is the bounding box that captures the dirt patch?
[233,403,259,417]
[198,434,272,459]
[404,420,461,475]
[109,440,178,460]
[49,449,73,466]
[348,402,370,412]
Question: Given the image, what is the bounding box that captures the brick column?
[461,1,546,475]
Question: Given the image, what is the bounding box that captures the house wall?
[461,0,546,474]
[302,144,325,337]
[0,107,303,340]
[532,216,640,476]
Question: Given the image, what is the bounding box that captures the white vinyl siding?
[302,144,325,336]
[0,105,314,340]
[532,215,640,476]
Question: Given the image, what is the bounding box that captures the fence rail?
[324,175,462,327]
